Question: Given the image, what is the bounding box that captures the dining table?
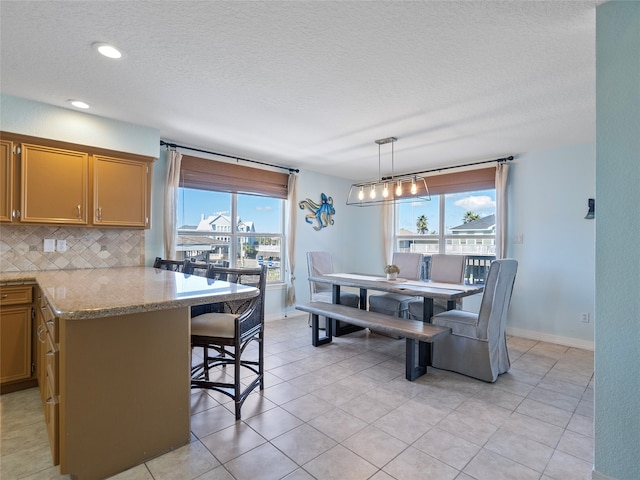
[307,272,484,336]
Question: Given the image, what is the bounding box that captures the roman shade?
[424,166,495,195]
[180,155,289,199]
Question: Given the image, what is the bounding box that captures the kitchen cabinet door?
[0,285,35,392]
[21,143,89,224]
[1,139,14,222]
[93,155,149,227]
[0,305,32,384]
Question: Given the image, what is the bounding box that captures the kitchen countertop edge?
[0,267,259,320]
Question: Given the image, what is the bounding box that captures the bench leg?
[405,339,429,381]
[312,313,333,346]
[332,285,365,337]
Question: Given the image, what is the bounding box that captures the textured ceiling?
[0,1,597,180]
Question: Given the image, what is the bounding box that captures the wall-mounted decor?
[299,193,335,230]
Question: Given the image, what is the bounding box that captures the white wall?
[507,143,595,349]
[146,151,167,266]
[289,169,381,311]
[0,94,159,157]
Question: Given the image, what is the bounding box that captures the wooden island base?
[59,307,191,480]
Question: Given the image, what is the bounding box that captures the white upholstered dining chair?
[430,259,518,382]
[407,254,466,320]
[306,251,360,329]
[368,252,423,318]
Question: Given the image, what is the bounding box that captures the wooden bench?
[295,302,451,381]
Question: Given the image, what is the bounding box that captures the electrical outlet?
[43,238,55,252]
[513,234,524,244]
[581,312,590,323]
[56,239,67,252]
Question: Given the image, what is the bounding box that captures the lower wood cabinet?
[0,284,35,389]
[36,288,59,465]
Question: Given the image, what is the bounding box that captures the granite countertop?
[0,267,259,320]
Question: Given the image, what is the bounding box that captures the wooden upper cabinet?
[21,143,89,225]
[0,132,155,228]
[0,139,13,222]
[93,155,149,227]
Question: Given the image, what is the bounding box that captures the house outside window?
[395,188,496,284]
[176,189,284,283]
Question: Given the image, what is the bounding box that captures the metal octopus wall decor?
[299,193,335,230]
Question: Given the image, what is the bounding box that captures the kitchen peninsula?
[0,267,259,480]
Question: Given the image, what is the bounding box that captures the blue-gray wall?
[595,2,640,479]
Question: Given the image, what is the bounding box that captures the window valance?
[180,155,290,199]
[424,166,495,195]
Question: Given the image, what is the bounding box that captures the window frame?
[175,187,286,284]
[394,177,497,284]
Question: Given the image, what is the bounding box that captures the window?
[395,167,497,284]
[176,189,285,282]
[175,156,288,283]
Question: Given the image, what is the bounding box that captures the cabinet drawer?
[40,301,58,343]
[0,285,33,306]
[45,332,59,395]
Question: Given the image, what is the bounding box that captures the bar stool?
[190,264,267,420]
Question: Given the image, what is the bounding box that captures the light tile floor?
[1,313,594,480]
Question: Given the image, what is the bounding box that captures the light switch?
[513,234,524,245]
[56,239,67,252]
[43,238,55,252]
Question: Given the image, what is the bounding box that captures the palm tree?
[416,215,428,234]
[463,211,480,224]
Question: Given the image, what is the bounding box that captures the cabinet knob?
[1,294,8,299]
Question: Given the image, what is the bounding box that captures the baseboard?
[506,326,594,351]
[592,470,617,480]
[265,310,306,322]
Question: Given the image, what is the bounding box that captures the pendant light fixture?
[346,137,430,206]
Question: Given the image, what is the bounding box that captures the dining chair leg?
[259,332,265,390]
[234,343,242,420]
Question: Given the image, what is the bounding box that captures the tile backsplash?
[0,225,144,272]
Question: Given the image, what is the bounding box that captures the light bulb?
[370,184,376,199]
[395,180,402,196]
[358,186,364,200]
[382,182,389,198]
[68,99,90,109]
[93,42,123,59]
[411,177,417,195]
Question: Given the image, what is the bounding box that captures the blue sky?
[177,189,282,233]
[397,189,496,233]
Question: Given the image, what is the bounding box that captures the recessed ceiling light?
[68,100,90,109]
[93,42,123,59]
